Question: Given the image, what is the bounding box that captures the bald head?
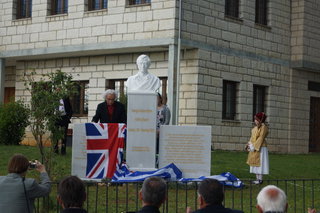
[257,185,287,213]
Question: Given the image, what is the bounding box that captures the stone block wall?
[291,0,320,65]
[287,69,320,153]
[0,0,176,52]
[180,0,291,61]
[178,49,199,125]
[181,48,292,152]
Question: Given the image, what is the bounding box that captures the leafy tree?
[24,70,77,176]
[0,100,30,145]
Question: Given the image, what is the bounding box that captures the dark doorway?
[309,97,320,152]
[4,87,15,104]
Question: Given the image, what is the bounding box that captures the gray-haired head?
[141,176,167,208]
[257,185,287,213]
[136,55,151,73]
[102,89,118,100]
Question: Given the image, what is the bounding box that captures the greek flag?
[179,172,243,188]
[112,163,182,182]
[112,163,243,188]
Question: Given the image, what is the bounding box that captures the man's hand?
[308,208,316,213]
[186,207,192,213]
[34,160,47,173]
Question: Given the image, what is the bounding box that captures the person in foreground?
[256,185,288,213]
[136,176,167,213]
[246,112,269,184]
[92,89,126,123]
[0,154,51,213]
[186,179,243,213]
[57,176,87,213]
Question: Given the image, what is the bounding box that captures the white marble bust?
[127,54,161,92]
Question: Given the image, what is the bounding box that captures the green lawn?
[1,145,319,213]
[211,150,320,179]
[1,145,320,180]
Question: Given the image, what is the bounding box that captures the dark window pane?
[89,0,108,10]
[71,84,81,114]
[70,81,89,117]
[255,0,268,25]
[223,80,237,120]
[52,0,68,15]
[128,0,151,6]
[225,0,239,18]
[253,85,266,119]
[17,0,32,19]
[308,81,320,92]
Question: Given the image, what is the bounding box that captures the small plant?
[0,100,30,145]
[24,70,77,176]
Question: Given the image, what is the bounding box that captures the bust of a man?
[127,55,161,92]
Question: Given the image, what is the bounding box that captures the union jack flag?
[85,123,126,179]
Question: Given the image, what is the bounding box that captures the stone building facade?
[0,0,319,153]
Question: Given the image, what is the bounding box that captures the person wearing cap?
[246,112,269,184]
[92,89,126,124]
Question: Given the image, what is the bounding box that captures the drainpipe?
[0,59,5,103]
[175,0,182,124]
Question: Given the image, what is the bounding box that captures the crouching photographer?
[0,154,51,213]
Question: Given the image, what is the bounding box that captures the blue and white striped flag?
[112,163,182,182]
[112,163,243,188]
[179,172,243,188]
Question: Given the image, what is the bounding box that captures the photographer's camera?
[29,162,37,169]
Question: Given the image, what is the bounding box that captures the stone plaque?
[158,125,212,178]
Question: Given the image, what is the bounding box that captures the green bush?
[0,100,30,145]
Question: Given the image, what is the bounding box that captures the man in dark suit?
[55,97,73,155]
[187,179,244,213]
[92,89,126,123]
[136,176,167,213]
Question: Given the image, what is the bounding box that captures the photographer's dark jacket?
[0,172,51,213]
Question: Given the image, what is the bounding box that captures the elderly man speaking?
[92,89,126,124]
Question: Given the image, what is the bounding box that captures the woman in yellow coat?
[246,112,269,184]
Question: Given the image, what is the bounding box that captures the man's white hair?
[257,185,287,212]
[102,89,118,99]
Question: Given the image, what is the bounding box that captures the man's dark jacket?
[61,208,88,213]
[56,98,73,126]
[92,101,126,123]
[192,204,244,213]
[136,205,160,213]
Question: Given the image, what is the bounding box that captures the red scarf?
[107,104,114,120]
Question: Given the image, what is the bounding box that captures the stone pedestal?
[126,91,157,170]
